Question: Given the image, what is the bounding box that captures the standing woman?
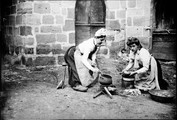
[122,37,168,91]
[64,28,107,92]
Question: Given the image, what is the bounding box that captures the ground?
[0,56,176,120]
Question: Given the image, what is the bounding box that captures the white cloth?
[74,37,99,87]
[134,56,161,91]
[77,38,98,71]
[126,48,161,91]
[74,48,99,87]
[95,28,107,37]
[128,48,151,74]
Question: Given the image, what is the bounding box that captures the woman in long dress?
[122,37,168,91]
[64,28,107,92]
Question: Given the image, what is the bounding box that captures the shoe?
[72,85,88,92]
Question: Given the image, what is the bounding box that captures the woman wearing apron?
[122,37,168,91]
[64,28,107,92]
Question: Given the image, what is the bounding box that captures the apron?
[74,46,99,87]
[134,56,161,91]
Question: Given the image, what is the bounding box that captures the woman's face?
[96,37,106,47]
[129,43,138,53]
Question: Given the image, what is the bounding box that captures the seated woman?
[122,37,168,91]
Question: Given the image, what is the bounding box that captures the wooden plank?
[152,53,176,60]
[152,32,176,60]
[152,42,176,53]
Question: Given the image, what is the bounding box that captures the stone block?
[17,2,33,14]
[25,14,41,25]
[107,20,120,30]
[106,1,120,9]
[67,8,74,19]
[106,11,115,19]
[41,26,62,33]
[36,44,52,54]
[42,15,54,24]
[51,2,61,14]
[25,48,34,54]
[69,32,75,44]
[126,27,143,37]
[56,34,67,42]
[36,34,56,44]
[35,27,39,33]
[127,9,144,16]
[5,36,14,46]
[56,15,64,24]
[98,47,108,55]
[127,17,132,26]
[15,46,25,55]
[133,16,145,26]
[51,44,63,54]
[25,37,34,45]
[58,56,65,65]
[16,15,25,25]
[11,5,16,14]
[20,26,32,36]
[34,3,50,14]
[14,27,20,35]
[120,19,126,29]
[128,0,136,8]
[62,8,67,15]
[116,10,126,19]
[35,56,56,66]
[63,20,74,31]
[120,0,126,9]
[62,46,72,51]
[14,36,24,46]
[9,16,15,25]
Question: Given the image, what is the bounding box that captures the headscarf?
[95,28,107,38]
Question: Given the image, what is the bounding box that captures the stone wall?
[105,0,152,58]
[3,0,152,66]
[4,0,76,66]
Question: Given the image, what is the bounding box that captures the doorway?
[75,0,106,45]
[151,0,176,60]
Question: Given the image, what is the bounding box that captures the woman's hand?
[91,61,97,67]
[92,67,101,73]
[129,71,137,76]
[122,70,130,75]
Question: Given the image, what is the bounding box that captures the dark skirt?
[64,46,81,87]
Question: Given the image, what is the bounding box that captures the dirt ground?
[0,56,176,120]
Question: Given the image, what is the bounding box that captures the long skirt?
[134,56,168,91]
[64,46,81,87]
[64,46,99,87]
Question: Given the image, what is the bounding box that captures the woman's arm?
[81,49,99,72]
[91,47,100,66]
[122,59,134,72]
[134,49,150,74]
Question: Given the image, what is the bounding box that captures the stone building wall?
[4,0,152,67]
[4,0,76,66]
[105,0,151,57]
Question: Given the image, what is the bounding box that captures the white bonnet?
[95,28,107,37]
